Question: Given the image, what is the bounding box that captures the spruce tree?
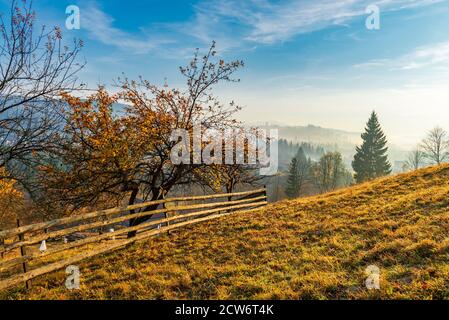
[285,156,300,198]
[352,111,391,183]
[285,148,311,198]
[295,147,310,191]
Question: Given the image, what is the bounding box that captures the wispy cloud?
[185,0,446,45]
[398,41,449,69]
[82,3,174,54]
[80,0,446,55]
[354,41,449,70]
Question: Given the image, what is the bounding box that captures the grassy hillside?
[4,164,449,300]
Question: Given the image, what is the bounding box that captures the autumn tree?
[199,163,263,201]
[311,151,351,193]
[0,168,23,229]
[420,126,449,165]
[196,129,266,201]
[37,88,160,215]
[40,42,245,236]
[0,0,84,185]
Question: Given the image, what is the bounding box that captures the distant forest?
[278,139,326,170]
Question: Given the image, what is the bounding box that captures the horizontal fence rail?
[0,188,267,291]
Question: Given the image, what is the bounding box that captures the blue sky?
[3,0,449,146]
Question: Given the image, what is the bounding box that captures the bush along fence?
[0,188,267,291]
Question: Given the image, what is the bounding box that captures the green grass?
[3,164,449,299]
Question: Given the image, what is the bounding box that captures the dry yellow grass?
[3,164,449,299]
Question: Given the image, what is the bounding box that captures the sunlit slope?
[5,164,449,299]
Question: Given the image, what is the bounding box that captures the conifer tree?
[352,111,391,183]
[285,148,310,198]
[295,147,310,192]
[285,156,299,198]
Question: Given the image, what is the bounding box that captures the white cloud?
[353,60,389,69]
[187,0,446,45]
[82,4,174,54]
[354,41,449,71]
[80,0,446,54]
[399,42,449,69]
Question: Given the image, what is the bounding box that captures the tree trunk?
[126,188,139,238]
[127,189,165,238]
[226,181,234,202]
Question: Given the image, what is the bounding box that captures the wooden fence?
[0,188,267,291]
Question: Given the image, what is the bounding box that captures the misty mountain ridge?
[247,122,408,173]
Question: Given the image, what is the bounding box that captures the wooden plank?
[0,201,267,271]
[0,188,266,239]
[2,197,265,251]
[0,239,131,291]
[0,205,266,291]
[1,196,267,253]
[234,190,265,202]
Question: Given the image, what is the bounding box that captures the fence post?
[16,219,32,290]
[0,238,4,259]
[162,194,171,235]
[263,185,267,200]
